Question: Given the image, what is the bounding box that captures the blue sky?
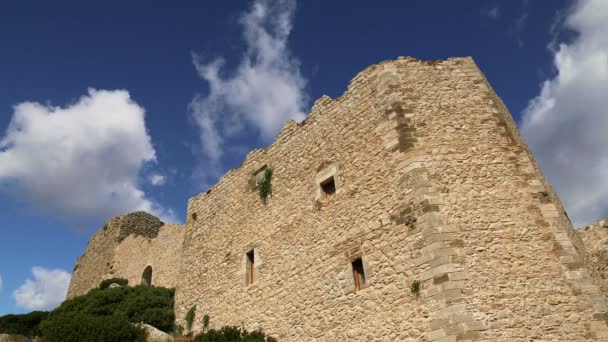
[1,0,607,314]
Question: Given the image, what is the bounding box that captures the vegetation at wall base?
[0,311,48,337]
[0,286,281,341]
[193,326,277,342]
[185,305,196,334]
[40,313,146,342]
[50,285,175,332]
[1,285,175,341]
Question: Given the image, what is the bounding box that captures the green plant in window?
[258,168,273,204]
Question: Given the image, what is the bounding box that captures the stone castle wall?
[112,223,184,289]
[578,219,608,296]
[68,57,608,340]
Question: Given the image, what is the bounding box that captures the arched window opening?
[141,265,152,286]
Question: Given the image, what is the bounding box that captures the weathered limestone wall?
[67,211,174,298]
[176,56,608,340]
[67,216,121,298]
[578,219,608,296]
[112,223,184,289]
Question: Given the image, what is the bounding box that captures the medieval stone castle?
[67,56,608,341]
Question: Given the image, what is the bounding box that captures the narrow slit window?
[320,177,336,198]
[246,250,255,286]
[352,258,366,291]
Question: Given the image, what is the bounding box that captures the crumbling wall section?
[66,216,122,298]
[66,211,167,298]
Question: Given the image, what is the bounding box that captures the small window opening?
[352,258,366,291]
[141,265,152,287]
[246,250,255,286]
[320,177,336,198]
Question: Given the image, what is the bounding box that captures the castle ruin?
[67,57,608,341]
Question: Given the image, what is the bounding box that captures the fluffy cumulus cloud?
[0,89,173,225]
[190,0,308,167]
[13,267,71,310]
[521,0,608,226]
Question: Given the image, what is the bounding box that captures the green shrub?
[40,312,146,342]
[185,305,196,333]
[173,323,184,335]
[99,277,128,289]
[0,311,48,336]
[45,285,175,337]
[193,326,277,342]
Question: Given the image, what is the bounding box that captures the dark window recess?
[141,265,152,287]
[246,250,255,285]
[321,177,336,198]
[352,258,366,291]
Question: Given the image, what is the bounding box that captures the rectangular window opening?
[321,177,336,198]
[352,257,366,291]
[246,250,255,286]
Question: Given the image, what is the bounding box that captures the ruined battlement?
[66,211,180,298]
[68,56,608,340]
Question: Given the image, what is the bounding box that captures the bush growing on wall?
[98,277,128,289]
[258,168,273,204]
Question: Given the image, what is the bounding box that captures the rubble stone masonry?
[68,57,608,341]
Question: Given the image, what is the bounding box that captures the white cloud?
[190,0,308,167]
[521,0,608,227]
[13,267,71,310]
[0,89,174,225]
[485,6,500,19]
[149,173,166,186]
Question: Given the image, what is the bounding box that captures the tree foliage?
[40,312,146,342]
[38,285,175,341]
[0,311,48,337]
